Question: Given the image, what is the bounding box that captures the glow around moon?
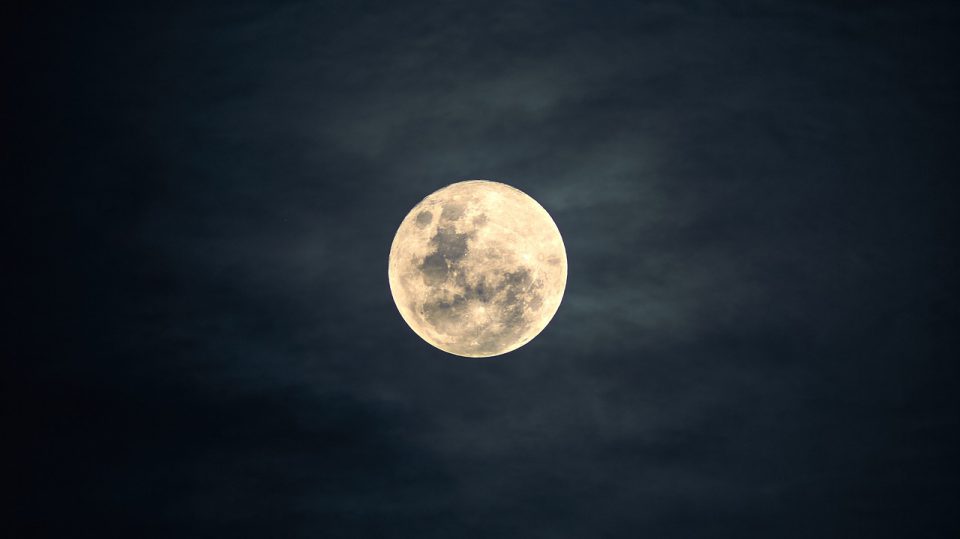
[388,180,567,357]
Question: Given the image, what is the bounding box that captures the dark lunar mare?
[419,226,471,286]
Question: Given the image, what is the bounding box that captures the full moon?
[388,180,567,357]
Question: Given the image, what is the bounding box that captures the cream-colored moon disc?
[388,180,567,357]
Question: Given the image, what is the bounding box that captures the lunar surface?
[388,180,568,357]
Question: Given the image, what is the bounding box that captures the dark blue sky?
[7,1,960,537]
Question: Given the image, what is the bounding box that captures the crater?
[420,252,448,285]
[415,211,432,228]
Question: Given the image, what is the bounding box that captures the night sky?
[7,1,960,537]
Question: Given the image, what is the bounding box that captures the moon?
[388,180,567,357]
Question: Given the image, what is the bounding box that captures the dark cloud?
[7,0,959,537]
